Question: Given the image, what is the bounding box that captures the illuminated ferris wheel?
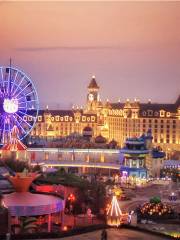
[0,65,39,145]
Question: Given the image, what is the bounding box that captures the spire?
[88,75,99,89]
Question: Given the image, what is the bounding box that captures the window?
[55,116,59,121]
[160,110,165,117]
[147,110,153,116]
[38,116,42,122]
[132,160,137,167]
[91,116,95,122]
[82,116,86,122]
[166,112,171,117]
[65,116,69,121]
[154,111,159,117]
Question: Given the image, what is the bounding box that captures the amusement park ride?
[0,61,39,152]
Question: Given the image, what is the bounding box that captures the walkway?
[40,228,170,240]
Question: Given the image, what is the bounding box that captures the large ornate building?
[30,76,180,152]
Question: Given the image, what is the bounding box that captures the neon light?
[3,98,18,113]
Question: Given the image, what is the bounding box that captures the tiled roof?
[38,110,74,116]
[110,102,124,109]
[139,103,177,112]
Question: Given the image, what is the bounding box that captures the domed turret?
[82,126,93,140]
[95,135,107,144]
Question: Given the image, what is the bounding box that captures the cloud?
[15,45,124,52]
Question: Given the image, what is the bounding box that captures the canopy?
[4,192,64,216]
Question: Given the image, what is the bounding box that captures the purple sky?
[1,1,180,109]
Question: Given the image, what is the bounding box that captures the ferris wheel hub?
[3,98,18,114]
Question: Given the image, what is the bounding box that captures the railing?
[31,160,120,169]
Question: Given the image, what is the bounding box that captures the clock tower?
[86,75,100,112]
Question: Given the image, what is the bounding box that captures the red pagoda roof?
[2,141,27,151]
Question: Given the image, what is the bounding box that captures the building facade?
[29,76,180,152]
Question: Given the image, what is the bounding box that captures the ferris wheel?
[0,65,39,145]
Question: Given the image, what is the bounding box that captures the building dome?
[95,135,107,144]
[82,126,93,138]
[109,139,118,148]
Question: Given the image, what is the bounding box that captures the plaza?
[40,228,170,240]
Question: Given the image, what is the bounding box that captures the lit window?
[91,116,95,122]
[23,116,28,121]
[65,116,69,121]
[55,116,59,121]
[82,116,86,122]
[38,116,42,122]
[160,110,165,117]
[166,112,171,117]
[51,117,54,121]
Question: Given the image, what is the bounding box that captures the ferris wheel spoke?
[0,68,4,82]
[12,115,26,134]
[18,110,36,121]
[10,70,19,94]
[15,112,32,128]
[7,118,12,143]
[18,99,38,105]
[17,90,35,102]
[0,68,5,90]
[14,82,31,99]
[18,100,37,110]
[12,75,25,96]
[7,68,11,96]
[2,118,6,144]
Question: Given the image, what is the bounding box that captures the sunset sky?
[1,1,180,109]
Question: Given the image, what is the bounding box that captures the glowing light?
[3,98,18,113]
[107,195,122,217]
[63,226,68,231]
[106,195,124,227]
[68,193,75,202]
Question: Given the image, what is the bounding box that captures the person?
[101,229,107,240]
